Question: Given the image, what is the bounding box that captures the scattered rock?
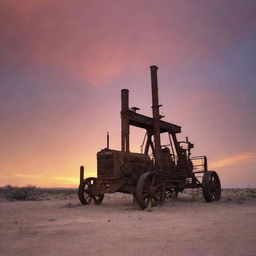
[19,227,38,235]
[62,203,80,208]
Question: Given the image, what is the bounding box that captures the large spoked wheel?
[136,172,163,210]
[78,177,104,205]
[202,171,221,202]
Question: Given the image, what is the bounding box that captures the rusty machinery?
[78,66,221,209]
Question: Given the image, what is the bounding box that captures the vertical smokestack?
[121,89,130,152]
[150,65,161,167]
[107,132,109,149]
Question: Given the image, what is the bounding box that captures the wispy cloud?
[211,152,256,169]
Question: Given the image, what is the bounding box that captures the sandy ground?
[0,190,256,256]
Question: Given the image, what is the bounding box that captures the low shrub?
[3,185,41,201]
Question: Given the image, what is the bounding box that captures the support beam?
[121,89,130,152]
[128,111,181,133]
[144,133,151,155]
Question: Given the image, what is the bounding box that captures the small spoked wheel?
[78,177,104,205]
[165,188,178,202]
[202,171,221,202]
[136,172,163,210]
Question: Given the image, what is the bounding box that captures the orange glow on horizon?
[210,152,256,169]
[1,151,254,188]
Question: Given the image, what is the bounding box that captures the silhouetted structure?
[78,66,221,209]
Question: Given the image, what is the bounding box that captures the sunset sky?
[0,0,255,188]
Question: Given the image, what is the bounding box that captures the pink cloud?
[1,1,254,85]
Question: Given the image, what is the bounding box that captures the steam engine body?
[78,66,221,209]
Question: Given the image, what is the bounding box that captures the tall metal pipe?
[150,65,162,168]
[80,165,84,184]
[107,132,109,149]
[121,89,130,152]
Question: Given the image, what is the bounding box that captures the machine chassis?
[78,66,221,210]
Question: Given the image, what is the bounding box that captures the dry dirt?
[0,190,255,256]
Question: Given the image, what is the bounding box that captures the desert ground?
[0,189,255,256]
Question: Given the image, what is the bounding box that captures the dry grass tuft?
[221,189,256,204]
[181,188,256,204]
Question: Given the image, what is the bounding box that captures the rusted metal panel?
[90,180,125,194]
[97,149,152,180]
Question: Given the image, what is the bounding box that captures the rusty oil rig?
[78,66,221,209]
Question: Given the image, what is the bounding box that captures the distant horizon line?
[0,186,255,190]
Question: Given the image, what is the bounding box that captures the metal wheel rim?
[78,177,96,205]
[136,172,163,209]
[202,171,221,202]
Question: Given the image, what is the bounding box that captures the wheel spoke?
[145,178,151,187]
[153,194,160,202]
[152,183,162,193]
[210,181,216,191]
[150,176,155,187]
[147,198,152,208]
[85,194,92,203]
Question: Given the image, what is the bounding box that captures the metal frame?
[78,66,221,209]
